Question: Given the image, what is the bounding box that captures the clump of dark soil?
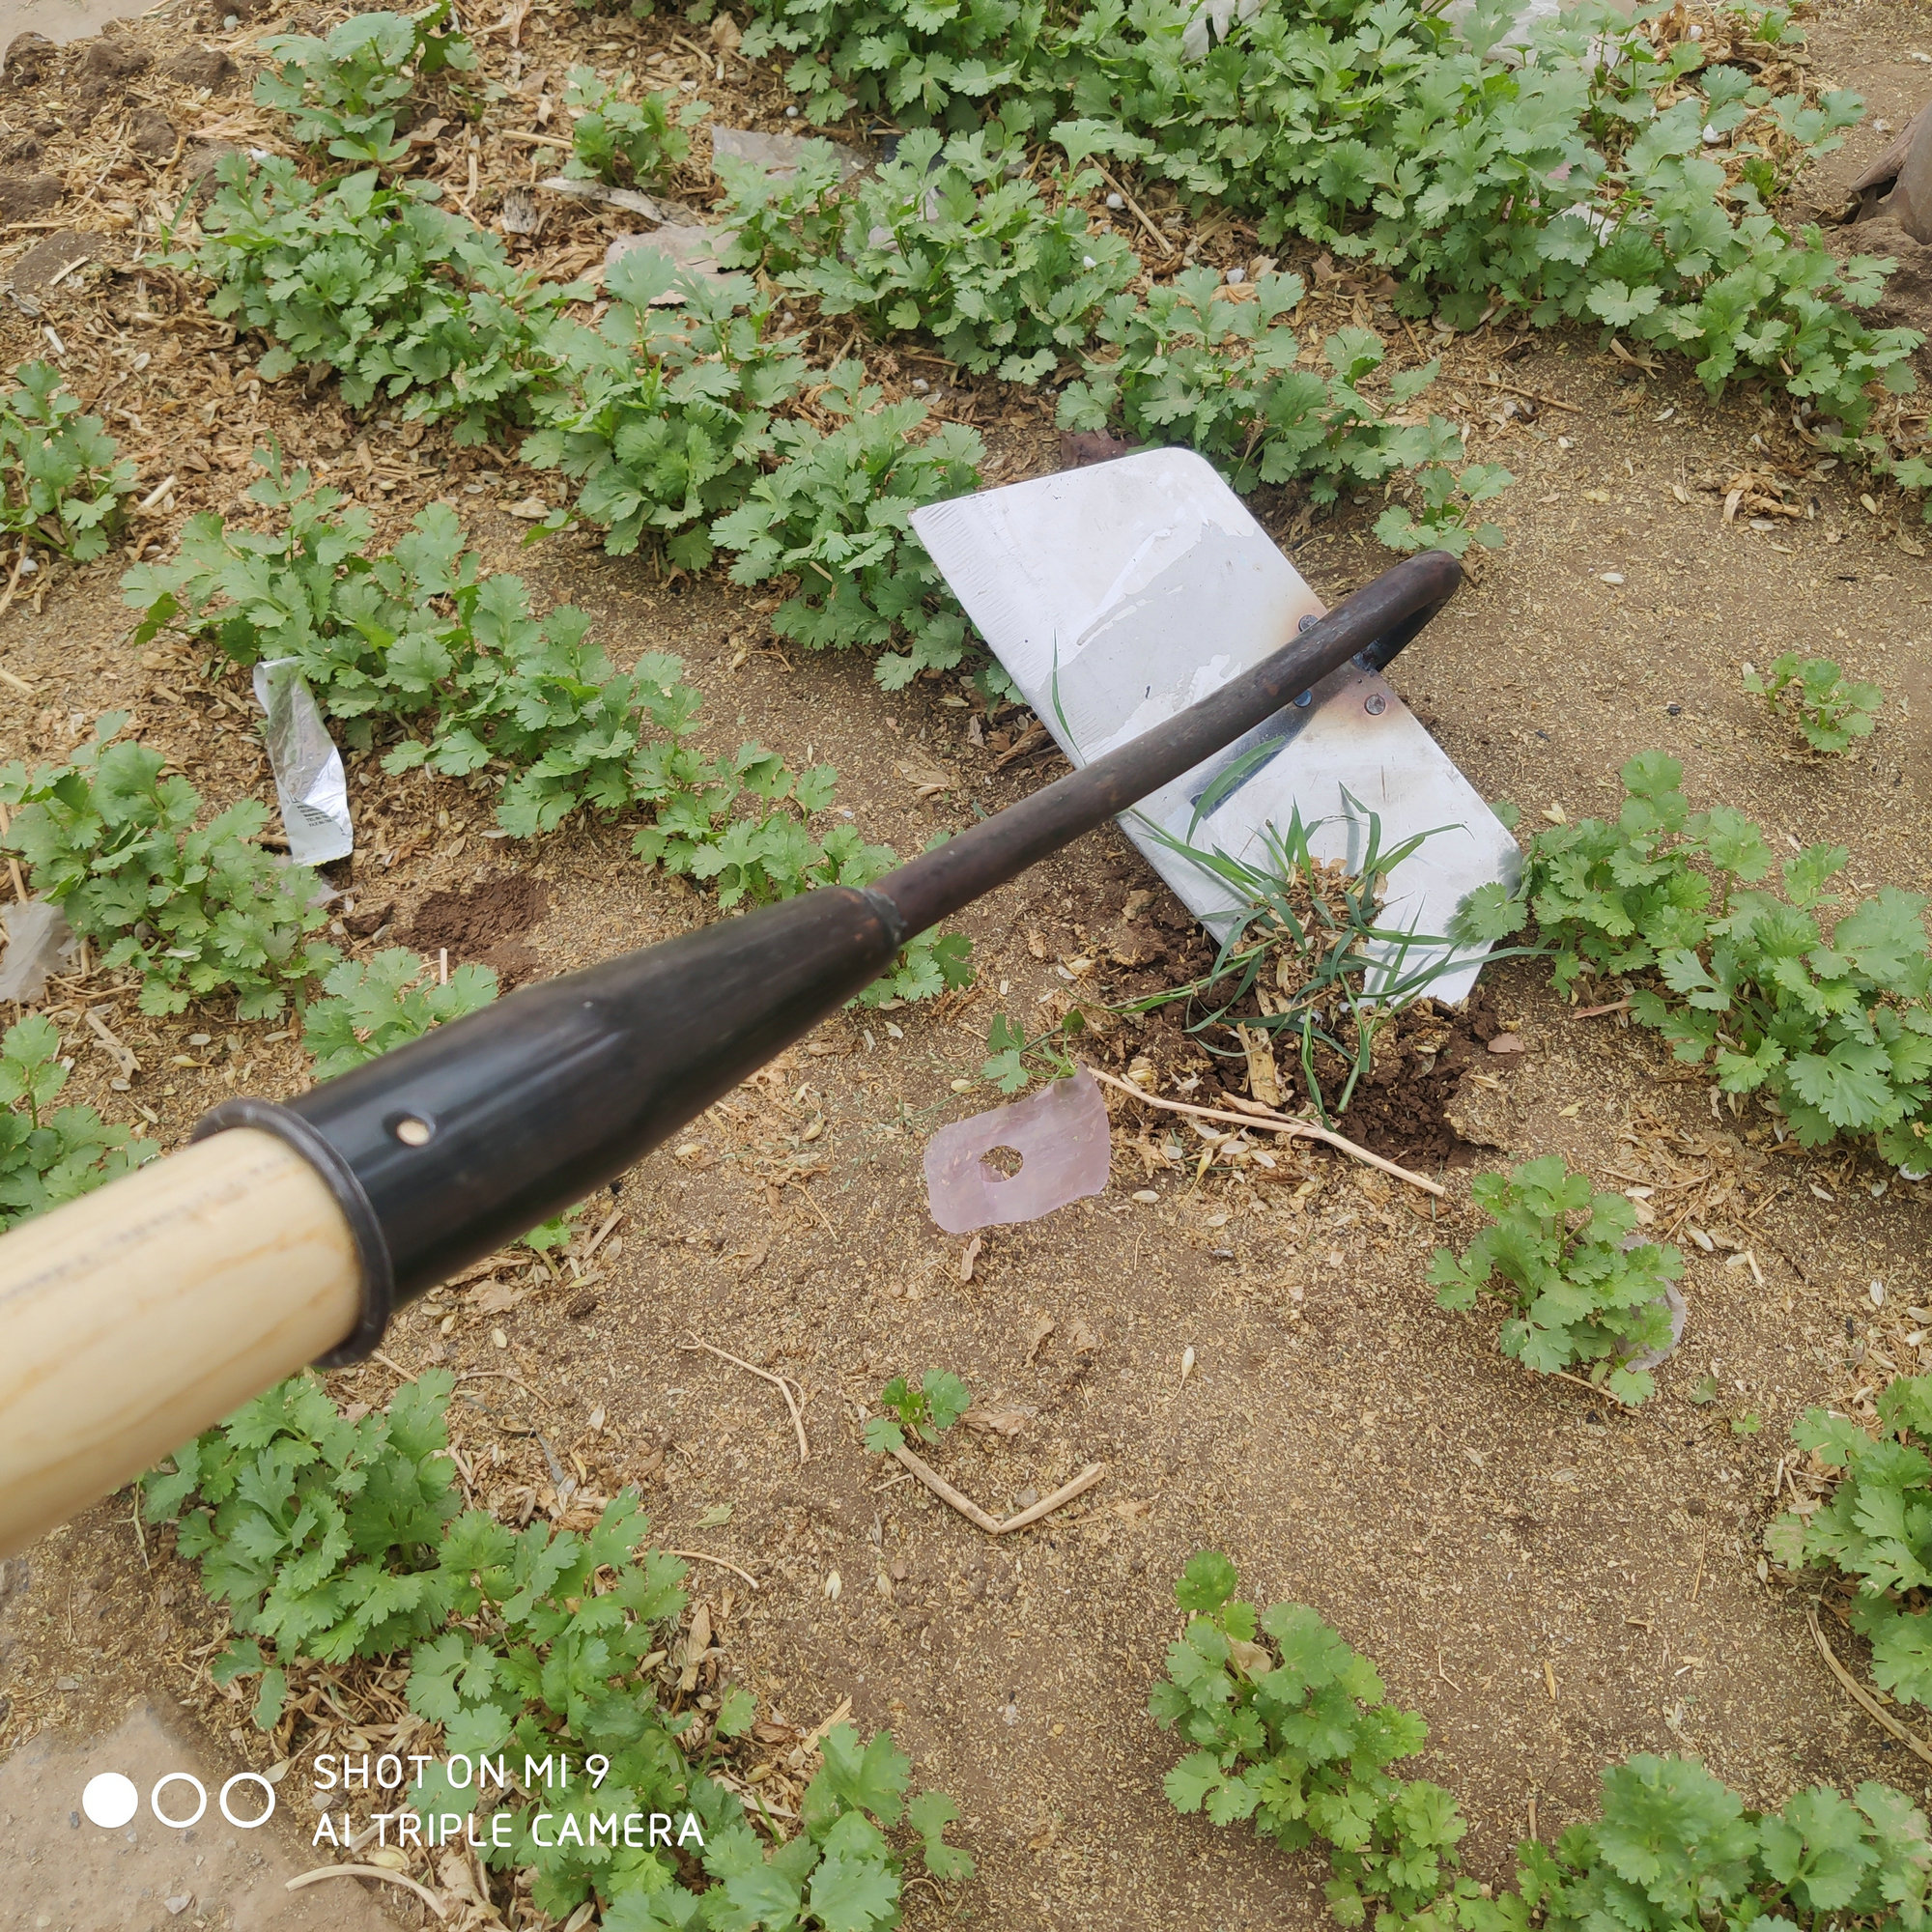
[400,870,551,987]
[8,230,104,296]
[2,35,56,86]
[1110,981,1501,1168]
[0,174,60,221]
[164,44,236,90]
[1083,859,1502,1167]
[129,110,176,158]
[1315,986,1504,1167]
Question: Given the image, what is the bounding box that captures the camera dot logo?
[80,1773,140,1830]
[77,1770,276,1831]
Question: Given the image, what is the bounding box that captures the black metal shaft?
[872,548,1461,935]
[198,548,1460,1358]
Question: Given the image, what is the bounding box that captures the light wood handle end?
[0,1128,362,1555]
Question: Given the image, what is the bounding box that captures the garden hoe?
[0,452,1506,1556]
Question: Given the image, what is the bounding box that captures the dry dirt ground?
[6,0,1932,1927]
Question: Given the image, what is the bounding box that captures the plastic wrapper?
[252,657,353,867]
[0,897,73,1003]
[924,1068,1112,1233]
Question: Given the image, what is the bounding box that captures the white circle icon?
[150,1773,208,1830]
[219,1774,274,1828]
[80,1773,139,1829]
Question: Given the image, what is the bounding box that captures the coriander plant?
[1459,752,1932,1172]
[1492,1754,1932,1932]
[1054,0,1917,429]
[979,1007,1083,1094]
[710,361,982,689]
[1153,1555,1932,1932]
[149,1370,974,1922]
[741,0,1921,435]
[302,946,498,1079]
[864,1369,972,1452]
[0,715,337,1018]
[125,464,819,862]
[738,0,1046,125]
[562,67,700,185]
[0,361,137,561]
[732,128,1138,382]
[1151,1551,1468,1929]
[1429,1154,1683,1405]
[1744,652,1883,754]
[1060,270,1510,552]
[0,1013,150,1232]
[182,157,577,443]
[143,1369,467,1727]
[1769,1373,1932,1709]
[124,470,974,999]
[526,248,806,566]
[254,0,474,167]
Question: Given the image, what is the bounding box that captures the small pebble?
[1666,702,1682,715]
[1105,191,1123,209]
[784,104,799,117]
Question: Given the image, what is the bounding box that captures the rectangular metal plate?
[911,448,1520,1003]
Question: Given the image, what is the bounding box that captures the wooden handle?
[0,1128,362,1556]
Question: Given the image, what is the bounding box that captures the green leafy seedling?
[1151,1550,1467,1921]
[0,361,137,560]
[255,0,474,167]
[179,157,575,443]
[0,1013,151,1232]
[1744,653,1882,754]
[150,1366,973,1920]
[122,465,971,1002]
[865,1370,972,1453]
[1059,271,1510,552]
[980,1009,1082,1094]
[1769,1373,1932,1707]
[1457,750,1932,1172]
[562,67,701,185]
[302,947,498,1079]
[1,714,338,1019]
[710,359,983,691]
[1429,1154,1683,1405]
